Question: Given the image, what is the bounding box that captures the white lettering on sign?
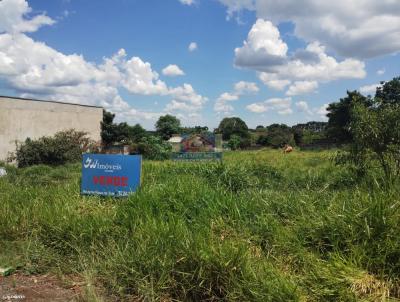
[83,157,122,171]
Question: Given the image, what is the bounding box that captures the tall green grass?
[0,149,399,301]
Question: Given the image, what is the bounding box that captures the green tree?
[256,134,269,146]
[376,76,400,105]
[129,124,147,143]
[180,126,209,135]
[335,77,400,182]
[136,136,172,160]
[101,110,131,145]
[217,117,249,140]
[264,124,295,148]
[337,101,400,183]
[326,91,372,144]
[155,115,181,140]
[292,128,303,145]
[292,122,329,145]
[101,110,117,145]
[101,110,148,145]
[114,122,131,144]
[228,135,241,150]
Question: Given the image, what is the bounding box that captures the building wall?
[0,96,103,161]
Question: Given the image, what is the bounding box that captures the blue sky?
[0,0,399,129]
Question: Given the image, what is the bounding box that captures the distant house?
[168,133,222,153]
[181,134,215,152]
[168,135,183,152]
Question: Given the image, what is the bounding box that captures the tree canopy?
[101,110,118,145]
[217,117,249,140]
[326,91,372,144]
[326,77,400,144]
[155,115,181,140]
[180,126,209,135]
[337,96,400,182]
[264,124,295,147]
[101,110,147,145]
[376,77,400,105]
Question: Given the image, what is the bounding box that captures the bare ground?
[0,273,84,302]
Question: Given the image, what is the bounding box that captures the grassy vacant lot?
[1,149,400,301]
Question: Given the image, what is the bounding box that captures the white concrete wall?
[0,96,103,161]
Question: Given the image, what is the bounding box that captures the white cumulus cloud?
[294,100,329,120]
[258,73,290,90]
[214,81,259,113]
[234,20,366,96]
[234,19,287,69]
[286,81,318,96]
[188,42,198,52]
[359,83,380,95]
[0,0,208,126]
[179,0,195,5]
[246,97,292,115]
[295,101,312,115]
[162,64,185,77]
[0,0,55,33]
[165,84,208,113]
[214,92,238,113]
[377,69,386,76]
[219,0,400,58]
[120,55,169,96]
[278,107,293,115]
[315,104,329,120]
[234,81,259,94]
[246,103,267,113]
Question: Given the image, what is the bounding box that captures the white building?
[0,96,103,161]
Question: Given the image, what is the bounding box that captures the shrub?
[336,101,400,183]
[228,135,241,150]
[135,136,172,160]
[14,129,95,168]
[256,134,269,146]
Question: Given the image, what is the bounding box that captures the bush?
[228,135,251,150]
[336,101,400,183]
[14,129,95,168]
[228,135,241,150]
[135,136,172,160]
[265,124,295,148]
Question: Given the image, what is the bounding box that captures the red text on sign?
[93,176,128,187]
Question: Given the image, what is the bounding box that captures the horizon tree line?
[101,76,400,148]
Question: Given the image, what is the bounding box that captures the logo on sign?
[83,157,122,172]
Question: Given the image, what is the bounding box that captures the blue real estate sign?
[81,154,142,197]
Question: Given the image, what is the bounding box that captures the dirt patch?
[0,273,82,302]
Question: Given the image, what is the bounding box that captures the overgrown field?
[1,150,400,301]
